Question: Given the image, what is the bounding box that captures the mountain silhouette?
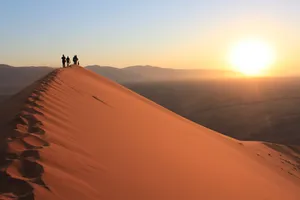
[0,64,53,94]
[86,65,240,83]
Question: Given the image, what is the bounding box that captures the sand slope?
[0,66,300,200]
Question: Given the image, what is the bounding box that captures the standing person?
[61,54,66,68]
[73,55,78,65]
[66,56,70,67]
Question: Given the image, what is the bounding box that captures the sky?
[0,0,300,74]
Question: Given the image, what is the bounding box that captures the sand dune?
[0,66,300,199]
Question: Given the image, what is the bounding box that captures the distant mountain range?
[0,64,53,94]
[86,65,240,83]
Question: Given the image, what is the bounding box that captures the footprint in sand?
[0,171,34,200]
[21,135,49,149]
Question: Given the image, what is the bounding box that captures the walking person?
[66,56,70,67]
[73,55,78,65]
[61,54,66,68]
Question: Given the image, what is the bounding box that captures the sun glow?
[229,39,275,76]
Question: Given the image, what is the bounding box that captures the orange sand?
[0,66,300,199]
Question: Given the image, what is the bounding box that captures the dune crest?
[0,66,300,199]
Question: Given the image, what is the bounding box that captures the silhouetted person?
[66,56,70,67]
[73,55,78,65]
[61,54,66,68]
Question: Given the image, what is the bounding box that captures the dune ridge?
[0,70,59,199]
[0,66,300,199]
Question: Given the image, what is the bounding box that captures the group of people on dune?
[61,54,79,68]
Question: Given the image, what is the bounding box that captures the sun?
[229,39,275,76]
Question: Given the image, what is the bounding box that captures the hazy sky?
[1,0,300,73]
